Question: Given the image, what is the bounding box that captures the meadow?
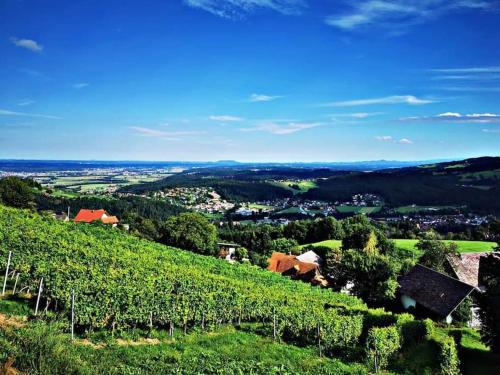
[302,239,496,254]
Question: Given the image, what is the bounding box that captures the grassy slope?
[302,239,496,253]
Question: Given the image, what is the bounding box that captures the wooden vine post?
[12,273,19,294]
[34,277,43,315]
[317,321,322,357]
[272,307,277,341]
[71,289,75,340]
[2,251,12,295]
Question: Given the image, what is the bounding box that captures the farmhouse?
[74,209,119,226]
[398,264,476,324]
[267,251,327,286]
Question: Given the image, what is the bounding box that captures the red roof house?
[74,209,119,225]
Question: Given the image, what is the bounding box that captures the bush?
[423,319,434,338]
[437,336,460,375]
[365,325,400,373]
[396,313,429,348]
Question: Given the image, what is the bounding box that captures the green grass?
[393,239,496,254]
[299,239,342,250]
[300,239,496,254]
[269,180,318,195]
[335,205,382,214]
[394,205,457,214]
[247,203,274,210]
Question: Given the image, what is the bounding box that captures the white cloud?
[375,135,393,141]
[10,37,43,52]
[73,83,89,89]
[240,121,321,135]
[434,86,500,92]
[324,95,433,107]
[401,112,500,123]
[209,115,243,122]
[130,126,204,141]
[325,1,493,31]
[250,93,283,102]
[398,138,413,144]
[0,108,61,120]
[482,128,500,133]
[184,0,305,18]
[17,100,36,106]
[431,66,500,73]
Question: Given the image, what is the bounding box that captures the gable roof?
[296,250,321,265]
[267,252,298,273]
[447,252,488,287]
[398,264,476,318]
[74,209,118,224]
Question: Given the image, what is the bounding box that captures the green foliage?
[234,246,248,262]
[437,336,460,375]
[0,176,36,209]
[340,250,398,305]
[269,237,298,254]
[365,325,400,372]
[396,313,429,348]
[477,252,500,353]
[0,205,366,350]
[452,295,473,324]
[161,212,218,255]
[417,239,459,273]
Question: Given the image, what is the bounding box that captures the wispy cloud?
[184,0,305,18]
[401,112,500,123]
[0,108,61,120]
[10,37,43,52]
[73,83,89,89]
[130,126,204,141]
[482,128,500,133]
[325,1,493,32]
[398,138,413,144]
[250,93,283,102]
[430,66,500,74]
[17,100,36,106]
[209,115,243,122]
[375,135,393,141]
[332,112,384,119]
[433,86,500,92]
[240,121,321,135]
[323,95,433,107]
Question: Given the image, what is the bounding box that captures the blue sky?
[0,0,499,162]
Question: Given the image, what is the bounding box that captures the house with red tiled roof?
[74,209,119,226]
[267,252,328,287]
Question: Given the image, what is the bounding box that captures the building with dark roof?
[398,264,476,323]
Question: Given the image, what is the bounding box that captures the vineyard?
[0,205,464,373]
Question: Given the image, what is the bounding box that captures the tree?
[0,176,36,209]
[284,220,310,244]
[234,246,248,262]
[477,252,500,353]
[160,212,218,256]
[319,246,343,287]
[269,237,298,254]
[416,240,458,273]
[341,250,398,305]
[307,217,344,243]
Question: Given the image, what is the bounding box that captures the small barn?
[398,264,476,324]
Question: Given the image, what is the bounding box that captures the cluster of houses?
[154,187,235,214]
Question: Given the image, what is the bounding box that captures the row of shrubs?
[364,314,460,374]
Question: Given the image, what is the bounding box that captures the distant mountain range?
[0,158,456,172]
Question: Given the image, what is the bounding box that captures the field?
[269,180,318,195]
[394,205,458,214]
[302,239,496,253]
[335,205,382,214]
